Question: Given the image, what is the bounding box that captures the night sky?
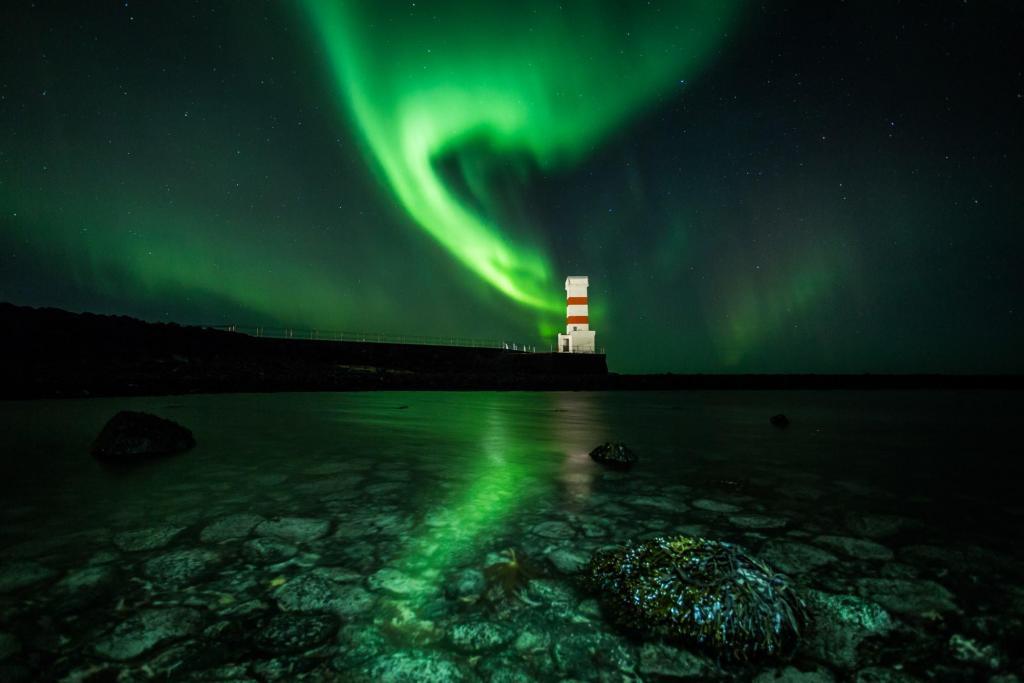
[2,1,1021,374]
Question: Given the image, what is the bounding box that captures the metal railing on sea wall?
[210,325,604,355]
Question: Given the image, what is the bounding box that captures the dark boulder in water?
[582,535,809,660]
[770,414,790,428]
[588,442,637,469]
[91,411,195,461]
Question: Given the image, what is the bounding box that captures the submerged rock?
[93,607,202,660]
[948,633,1003,669]
[754,666,834,682]
[113,525,185,552]
[0,561,57,593]
[200,513,265,543]
[582,535,809,660]
[243,537,298,564]
[368,568,433,596]
[760,541,838,575]
[144,549,220,585]
[770,414,791,429]
[552,628,635,676]
[448,621,513,652]
[588,442,638,470]
[637,642,709,679]
[803,589,894,669]
[444,568,485,602]
[275,574,374,616]
[854,578,957,617]
[363,649,468,682]
[255,613,339,654]
[693,498,742,513]
[729,514,788,530]
[814,535,893,561]
[256,517,330,543]
[91,411,195,460]
[546,547,590,575]
[530,521,575,540]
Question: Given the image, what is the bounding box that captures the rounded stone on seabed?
[275,574,375,617]
[364,649,468,682]
[368,568,435,596]
[637,642,709,679]
[629,495,688,513]
[546,547,590,575]
[255,517,330,543]
[854,578,957,617]
[444,568,485,601]
[760,540,839,575]
[813,535,894,562]
[728,514,788,530]
[553,630,634,676]
[143,549,220,585]
[753,665,835,682]
[254,612,339,654]
[242,538,298,564]
[692,498,742,513]
[93,607,203,660]
[0,561,57,593]
[530,521,575,540]
[853,667,922,683]
[803,589,894,670]
[200,513,266,543]
[448,621,514,653]
[112,525,185,552]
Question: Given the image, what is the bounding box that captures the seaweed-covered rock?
[588,442,638,470]
[582,535,809,660]
[91,411,195,460]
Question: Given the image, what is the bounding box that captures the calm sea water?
[0,391,1021,681]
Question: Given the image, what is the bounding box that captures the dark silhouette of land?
[1,303,1019,399]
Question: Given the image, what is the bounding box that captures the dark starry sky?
[1,1,1021,373]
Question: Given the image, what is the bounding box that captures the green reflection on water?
[373,392,604,602]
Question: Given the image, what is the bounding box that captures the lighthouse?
[557,275,596,353]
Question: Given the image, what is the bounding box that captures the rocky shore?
[1,449,1021,681]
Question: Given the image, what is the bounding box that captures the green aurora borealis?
[1,1,1022,373]
[304,0,741,317]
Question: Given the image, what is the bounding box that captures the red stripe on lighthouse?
[566,315,589,324]
[566,296,588,305]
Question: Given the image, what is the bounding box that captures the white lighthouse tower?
[557,275,596,353]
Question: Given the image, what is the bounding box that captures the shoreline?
[2,302,1020,399]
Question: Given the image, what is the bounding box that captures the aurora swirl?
[303,0,744,316]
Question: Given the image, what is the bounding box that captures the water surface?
[1,391,1021,680]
